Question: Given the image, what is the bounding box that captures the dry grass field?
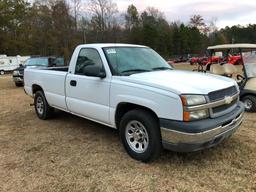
[0,64,256,192]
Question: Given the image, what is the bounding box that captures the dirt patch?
[0,73,256,192]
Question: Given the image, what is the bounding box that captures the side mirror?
[83,65,106,78]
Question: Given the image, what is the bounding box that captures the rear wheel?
[34,91,54,119]
[0,70,4,75]
[242,95,256,112]
[119,109,162,162]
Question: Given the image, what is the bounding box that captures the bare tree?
[189,14,210,34]
[145,7,164,20]
[71,0,82,30]
[189,15,205,28]
[87,0,118,40]
[125,4,139,31]
[208,17,218,33]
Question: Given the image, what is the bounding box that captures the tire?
[34,91,54,120]
[119,109,162,162]
[241,95,256,112]
[0,70,4,75]
[15,82,23,87]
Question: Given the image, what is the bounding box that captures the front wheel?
[0,70,4,75]
[119,109,162,162]
[34,91,54,119]
[242,95,256,112]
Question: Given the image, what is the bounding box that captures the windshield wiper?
[152,67,172,71]
[120,69,150,75]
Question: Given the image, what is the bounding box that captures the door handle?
[70,80,77,87]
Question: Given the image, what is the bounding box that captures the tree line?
[1,0,256,61]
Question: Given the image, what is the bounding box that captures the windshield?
[243,51,256,78]
[103,47,172,75]
[25,58,48,66]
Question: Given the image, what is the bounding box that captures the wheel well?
[241,93,256,99]
[32,84,43,94]
[240,90,256,99]
[115,103,159,129]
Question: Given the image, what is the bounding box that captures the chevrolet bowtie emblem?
[224,96,233,104]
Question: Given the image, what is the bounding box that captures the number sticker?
[106,49,116,54]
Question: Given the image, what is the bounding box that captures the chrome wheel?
[0,71,4,75]
[36,96,44,115]
[125,120,149,153]
[244,99,253,111]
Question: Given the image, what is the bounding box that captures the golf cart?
[206,44,256,112]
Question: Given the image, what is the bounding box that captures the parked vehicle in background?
[227,55,242,65]
[24,43,244,162]
[0,55,30,75]
[190,54,241,66]
[173,55,189,63]
[13,56,64,86]
[208,44,256,112]
[189,57,201,65]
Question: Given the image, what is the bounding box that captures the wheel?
[119,109,162,162]
[34,91,54,119]
[0,70,4,75]
[241,95,256,112]
[15,82,23,87]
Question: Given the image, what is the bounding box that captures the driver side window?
[75,48,103,75]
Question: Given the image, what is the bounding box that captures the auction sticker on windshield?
[106,48,116,54]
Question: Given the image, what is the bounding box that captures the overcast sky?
[114,0,256,28]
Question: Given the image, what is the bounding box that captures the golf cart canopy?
[208,44,256,50]
[207,44,256,78]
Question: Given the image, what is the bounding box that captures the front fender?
[109,86,183,127]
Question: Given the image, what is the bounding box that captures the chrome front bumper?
[161,112,243,144]
[160,103,244,152]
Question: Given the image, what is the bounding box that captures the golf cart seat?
[244,78,256,90]
[210,64,225,75]
[223,64,238,77]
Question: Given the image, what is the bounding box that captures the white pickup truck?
[24,44,244,162]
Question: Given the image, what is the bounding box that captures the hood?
[115,70,236,95]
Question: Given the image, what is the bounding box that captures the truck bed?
[24,67,68,110]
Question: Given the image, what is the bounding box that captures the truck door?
[65,48,110,124]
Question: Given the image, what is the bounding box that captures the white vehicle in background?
[24,44,244,162]
[0,55,30,75]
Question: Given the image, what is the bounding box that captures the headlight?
[181,95,209,121]
[13,70,20,75]
[183,109,209,121]
[181,95,206,106]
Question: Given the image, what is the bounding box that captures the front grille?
[212,99,237,113]
[208,86,237,101]
[208,86,238,116]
